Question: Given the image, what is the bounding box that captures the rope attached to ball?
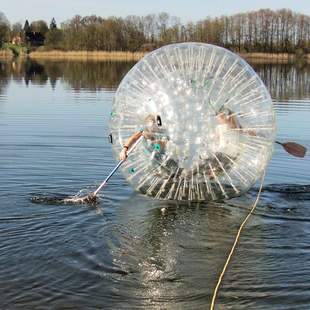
[210,170,266,309]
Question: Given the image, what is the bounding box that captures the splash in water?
[30,190,98,205]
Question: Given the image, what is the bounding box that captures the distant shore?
[239,52,310,63]
[28,50,145,61]
[29,50,310,63]
[0,50,14,58]
[1,49,309,63]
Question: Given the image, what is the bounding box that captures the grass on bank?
[29,49,310,63]
[0,49,13,58]
[1,43,28,57]
[2,45,309,63]
[240,52,295,59]
[29,50,145,61]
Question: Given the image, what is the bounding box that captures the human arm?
[218,111,256,136]
[119,131,143,160]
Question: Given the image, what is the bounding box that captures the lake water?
[0,58,309,309]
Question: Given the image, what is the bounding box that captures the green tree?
[0,12,10,47]
[11,22,22,36]
[31,20,49,35]
[45,28,64,49]
[50,18,57,30]
[23,20,31,33]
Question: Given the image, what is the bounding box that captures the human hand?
[119,148,128,160]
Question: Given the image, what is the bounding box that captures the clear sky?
[2,0,310,25]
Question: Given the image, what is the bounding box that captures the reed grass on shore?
[239,52,295,59]
[240,52,310,64]
[28,50,310,63]
[0,50,13,58]
[29,50,146,61]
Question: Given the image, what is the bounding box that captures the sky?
[2,0,310,25]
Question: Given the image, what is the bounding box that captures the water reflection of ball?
[110,43,276,201]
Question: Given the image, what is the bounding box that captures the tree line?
[1,9,309,53]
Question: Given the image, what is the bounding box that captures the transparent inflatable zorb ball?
[110,43,276,201]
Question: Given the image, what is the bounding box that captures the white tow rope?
[210,170,266,310]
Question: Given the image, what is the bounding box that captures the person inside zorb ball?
[110,43,276,201]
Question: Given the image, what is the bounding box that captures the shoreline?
[29,50,310,63]
[239,52,310,64]
[0,50,14,58]
[28,50,145,61]
[1,49,309,63]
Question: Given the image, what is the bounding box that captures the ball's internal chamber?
[110,43,276,201]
